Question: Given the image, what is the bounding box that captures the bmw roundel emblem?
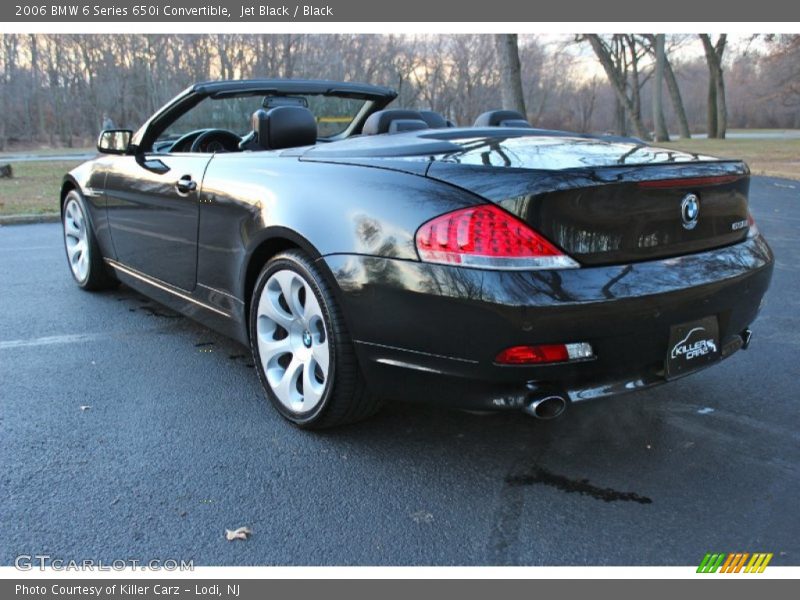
[681,194,700,230]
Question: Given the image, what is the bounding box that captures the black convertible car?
[61,79,774,428]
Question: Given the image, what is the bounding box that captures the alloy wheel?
[255,269,330,413]
[63,197,90,283]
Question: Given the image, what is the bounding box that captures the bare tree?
[582,34,650,139]
[493,34,527,116]
[574,77,599,132]
[699,34,727,138]
[640,34,691,138]
[757,35,800,111]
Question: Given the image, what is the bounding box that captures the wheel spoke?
[64,218,80,238]
[256,329,292,361]
[273,356,303,407]
[78,253,88,279]
[66,239,81,263]
[302,359,324,409]
[301,283,323,324]
[311,338,329,373]
[273,270,305,319]
[257,291,294,331]
[65,202,77,223]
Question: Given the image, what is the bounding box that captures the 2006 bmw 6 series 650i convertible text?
[61,79,774,428]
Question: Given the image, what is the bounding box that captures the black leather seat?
[362,109,430,135]
[239,106,317,151]
[473,110,532,128]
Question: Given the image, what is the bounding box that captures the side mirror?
[97,129,133,155]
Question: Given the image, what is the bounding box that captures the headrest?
[418,110,450,129]
[473,110,533,128]
[248,106,317,150]
[363,109,429,135]
[266,105,317,149]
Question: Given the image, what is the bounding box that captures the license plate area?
[665,316,720,379]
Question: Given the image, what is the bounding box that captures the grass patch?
[0,161,81,216]
[660,138,800,180]
[0,146,93,158]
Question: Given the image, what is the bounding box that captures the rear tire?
[249,250,382,429]
[62,189,118,291]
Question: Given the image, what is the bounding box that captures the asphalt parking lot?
[1,176,798,566]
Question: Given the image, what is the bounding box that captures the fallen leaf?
[410,510,434,524]
[225,526,252,541]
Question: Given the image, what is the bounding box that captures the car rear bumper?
[321,234,774,411]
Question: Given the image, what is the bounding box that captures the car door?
[105,153,212,291]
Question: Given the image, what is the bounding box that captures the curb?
[0,213,60,225]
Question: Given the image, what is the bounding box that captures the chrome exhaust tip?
[524,394,567,420]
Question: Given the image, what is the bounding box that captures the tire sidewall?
[249,252,337,426]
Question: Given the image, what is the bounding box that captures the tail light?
[415,205,579,270]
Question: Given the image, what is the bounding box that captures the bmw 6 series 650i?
[60,79,774,428]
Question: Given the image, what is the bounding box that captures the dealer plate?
[665,316,720,379]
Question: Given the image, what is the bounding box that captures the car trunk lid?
[423,136,750,266]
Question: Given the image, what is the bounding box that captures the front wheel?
[249,250,381,429]
[62,189,117,290]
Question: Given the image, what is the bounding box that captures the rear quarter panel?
[196,152,483,303]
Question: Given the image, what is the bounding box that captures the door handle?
[175,175,197,194]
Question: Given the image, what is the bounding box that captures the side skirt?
[105,258,249,346]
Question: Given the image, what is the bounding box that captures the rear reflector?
[747,212,759,238]
[495,343,594,365]
[415,204,579,270]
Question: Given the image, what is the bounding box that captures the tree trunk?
[662,54,691,138]
[615,97,627,136]
[706,72,718,138]
[29,34,44,141]
[493,34,527,117]
[651,34,669,142]
[0,36,8,151]
[282,34,294,78]
[715,57,728,139]
[699,34,727,139]
[627,36,643,134]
